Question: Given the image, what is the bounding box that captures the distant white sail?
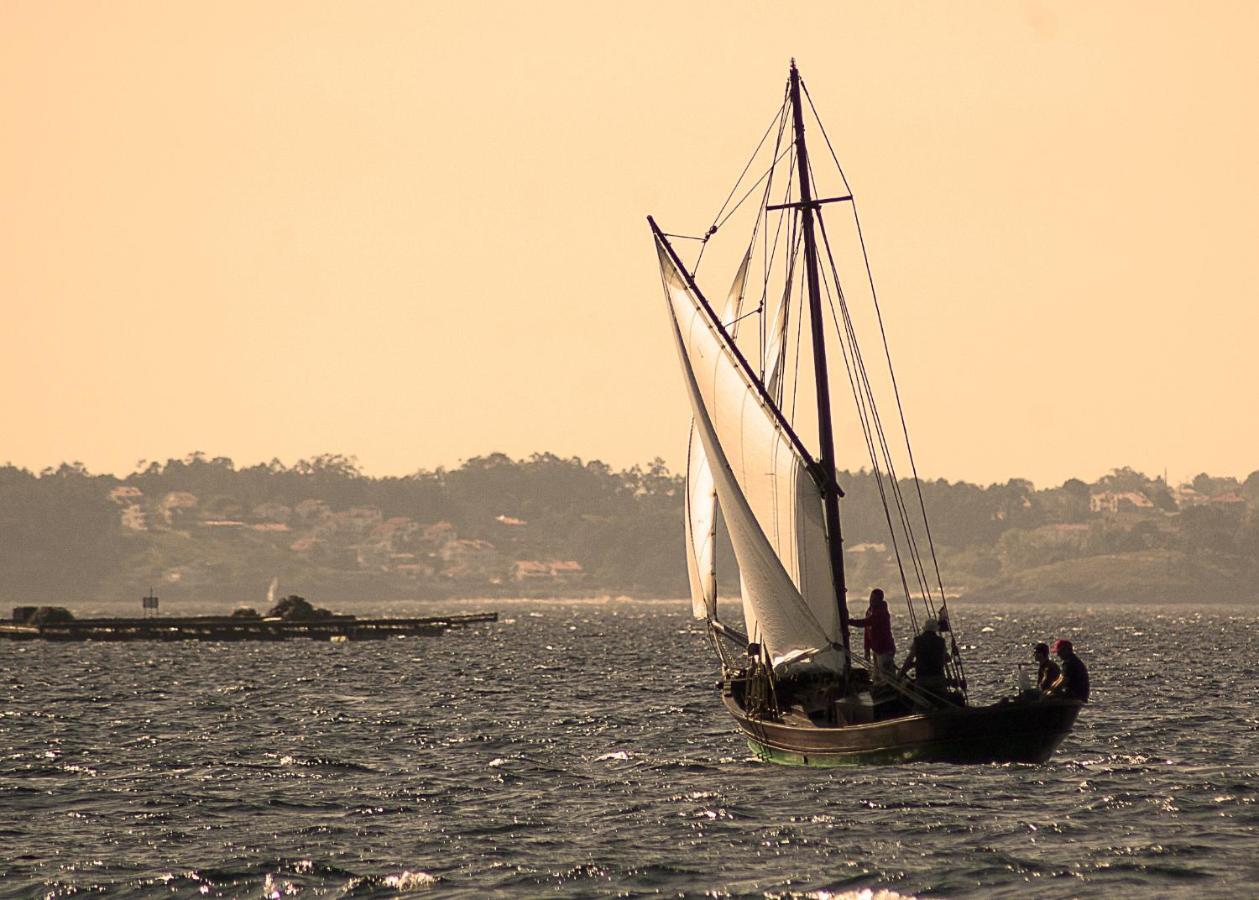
[657,240,840,667]
[266,576,278,607]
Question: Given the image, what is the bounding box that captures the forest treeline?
[2,453,1258,606]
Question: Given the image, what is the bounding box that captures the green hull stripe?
[747,738,920,768]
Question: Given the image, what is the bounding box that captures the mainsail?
[657,237,840,668]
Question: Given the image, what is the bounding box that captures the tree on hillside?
[1097,467,1154,494]
[1192,473,1241,498]
[1054,478,1092,521]
[0,464,125,602]
[1062,478,1089,499]
[1242,471,1259,508]
[1178,505,1238,556]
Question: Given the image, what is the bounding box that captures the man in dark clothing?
[1033,642,1060,693]
[898,617,948,697]
[850,588,895,682]
[1047,638,1089,702]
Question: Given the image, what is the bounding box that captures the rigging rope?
[802,157,934,611]
[707,99,788,232]
[755,99,792,368]
[694,99,789,276]
[788,231,806,424]
[814,225,921,633]
[801,85,967,693]
[816,205,934,618]
[759,153,797,385]
[802,80,949,612]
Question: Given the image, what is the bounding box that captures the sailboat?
[650,62,1081,766]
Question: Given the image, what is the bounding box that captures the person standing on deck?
[899,617,948,698]
[1047,638,1090,701]
[850,589,896,683]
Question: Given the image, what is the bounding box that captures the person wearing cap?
[1033,642,1060,693]
[898,617,948,698]
[1046,638,1089,701]
[850,588,896,683]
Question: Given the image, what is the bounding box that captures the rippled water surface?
[2,599,1257,897]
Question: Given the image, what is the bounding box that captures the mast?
[788,60,851,665]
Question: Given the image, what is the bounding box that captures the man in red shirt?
[850,588,896,682]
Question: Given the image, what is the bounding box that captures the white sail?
[684,428,717,621]
[726,247,752,325]
[683,246,753,622]
[763,292,790,397]
[657,239,840,668]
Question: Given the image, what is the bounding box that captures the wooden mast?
[788,60,851,667]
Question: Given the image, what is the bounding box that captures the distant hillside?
[1,455,1257,608]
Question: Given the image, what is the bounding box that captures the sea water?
[1,599,1256,897]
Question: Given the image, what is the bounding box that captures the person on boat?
[849,588,896,682]
[898,617,948,698]
[1046,638,1090,702]
[1033,642,1061,693]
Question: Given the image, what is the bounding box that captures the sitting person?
[1033,642,1061,693]
[898,617,948,699]
[1046,638,1090,702]
[850,588,895,683]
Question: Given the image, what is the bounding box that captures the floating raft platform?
[0,612,497,643]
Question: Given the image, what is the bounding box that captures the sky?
[2,2,1257,488]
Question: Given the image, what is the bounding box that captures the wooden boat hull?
[725,693,1082,767]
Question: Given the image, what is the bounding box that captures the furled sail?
[657,236,841,668]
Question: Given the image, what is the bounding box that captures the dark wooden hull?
[724,692,1081,766]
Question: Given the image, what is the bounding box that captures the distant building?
[120,505,148,531]
[1172,485,1209,508]
[1031,523,1090,546]
[1090,491,1154,514]
[439,538,498,579]
[326,507,383,537]
[160,491,198,526]
[395,562,435,578]
[422,521,458,549]
[294,498,332,523]
[250,502,292,524]
[848,542,887,554]
[111,486,147,530]
[512,560,585,582]
[109,485,143,504]
[495,514,527,526]
[513,561,550,580]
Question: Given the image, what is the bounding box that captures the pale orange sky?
[2,2,1256,488]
